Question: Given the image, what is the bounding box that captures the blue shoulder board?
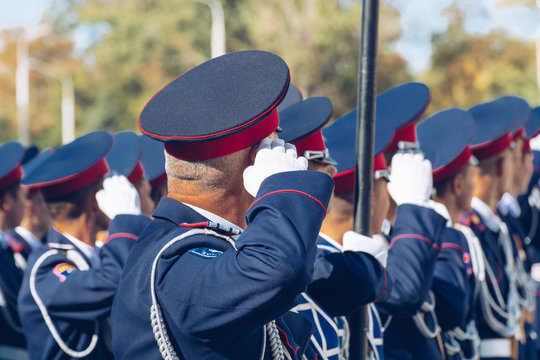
[188,247,223,259]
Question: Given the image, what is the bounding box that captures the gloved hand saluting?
[96,174,141,220]
[342,231,388,267]
[387,152,433,206]
[243,138,308,197]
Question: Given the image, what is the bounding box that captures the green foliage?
[419,13,537,116]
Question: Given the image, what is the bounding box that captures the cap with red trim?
[21,145,39,165]
[0,141,25,191]
[140,135,167,189]
[323,108,394,194]
[418,108,475,183]
[139,50,290,160]
[376,82,431,153]
[277,84,303,112]
[503,95,530,139]
[278,97,336,165]
[469,97,517,161]
[22,131,113,200]
[106,131,144,185]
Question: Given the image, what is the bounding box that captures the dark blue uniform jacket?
[111,171,334,360]
[17,214,150,360]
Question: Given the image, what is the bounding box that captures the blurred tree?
[0,25,81,147]
[49,0,410,133]
[419,4,537,115]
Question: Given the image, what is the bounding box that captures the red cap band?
[127,162,145,185]
[149,172,167,189]
[292,130,326,156]
[23,158,110,200]
[513,128,525,140]
[333,154,387,194]
[385,123,417,153]
[0,165,23,190]
[433,146,472,183]
[471,133,512,161]
[164,108,279,160]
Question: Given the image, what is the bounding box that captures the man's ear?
[0,192,12,212]
[249,142,260,165]
[452,173,464,197]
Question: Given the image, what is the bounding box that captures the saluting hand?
[243,138,308,197]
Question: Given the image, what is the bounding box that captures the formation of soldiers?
[1,49,540,359]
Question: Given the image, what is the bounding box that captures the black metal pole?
[349,0,379,359]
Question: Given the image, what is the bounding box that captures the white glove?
[243,138,308,197]
[96,174,141,219]
[342,231,388,267]
[387,152,432,206]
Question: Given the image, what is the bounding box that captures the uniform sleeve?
[307,248,385,317]
[158,170,334,339]
[28,215,150,321]
[376,204,447,316]
[431,228,470,330]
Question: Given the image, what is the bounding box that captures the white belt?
[0,345,28,360]
[479,338,517,359]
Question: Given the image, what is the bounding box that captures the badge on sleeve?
[53,263,76,282]
[188,248,223,259]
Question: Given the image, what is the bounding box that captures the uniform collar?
[48,228,99,267]
[471,197,500,232]
[429,200,452,227]
[318,232,343,252]
[183,203,244,234]
[15,226,41,250]
[153,197,244,236]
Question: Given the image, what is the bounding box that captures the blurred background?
[0,0,538,148]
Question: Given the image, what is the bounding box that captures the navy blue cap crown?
[106,131,144,184]
[418,108,474,181]
[139,50,290,160]
[22,148,54,180]
[0,141,25,190]
[140,135,166,188]
[501,95,530,137]
[278,97,332,143]
[377,82,431,152]
[278,84,303,112]
[22,131,113,199]
[525,106,540,139]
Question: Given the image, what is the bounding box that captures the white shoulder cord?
[411,291,441,338]
[149,228,286,360]
[29,248,98,358]
[525,188,540,245]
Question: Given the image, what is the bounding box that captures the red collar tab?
[0,164,23,190]
[164,108,279,160]
[471,132,512,161]
[385,123,417,153]
[127,161,145,185]
[25,158,109,200]
[433,145,472,183]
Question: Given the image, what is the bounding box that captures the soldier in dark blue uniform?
[0,141,28,360]
[496,97,538,360]
[459,96,522,359]
[17,131,151,360]
[369,83,448,360]
[111,50,334,360]
[6,148,54,268]
[104,131,155,217]
[418,108,480,359]
[140,135,168,209]
[278,97,387,360]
